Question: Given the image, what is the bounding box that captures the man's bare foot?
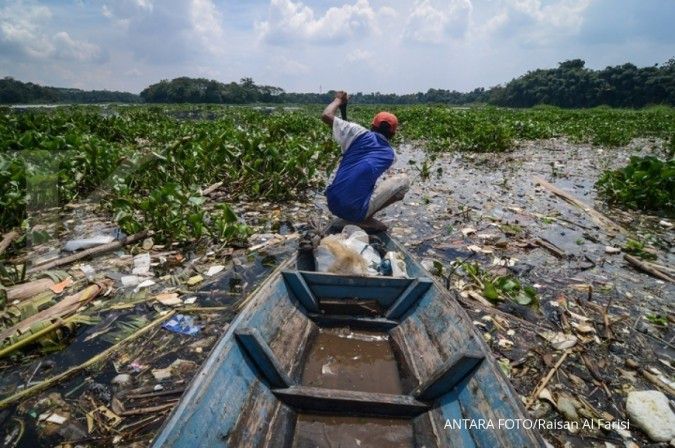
[329,217,387,233]
[358,217,388,232]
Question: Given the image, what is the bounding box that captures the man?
[321,91,409,232]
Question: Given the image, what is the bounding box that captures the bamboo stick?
[179,306,229,313]
[6,278,55,302]
[0,231,20,256]
[534,177,625,235]
[534,238,565,258]
[0,311,175,410]
[0,317,68,359]
[0,283,104,342]
[119,401,177,416]
[624,254,673,282]
[27,231,148,274]
[525,349,570,409]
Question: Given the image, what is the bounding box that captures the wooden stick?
[126,388,185,400]
[26,231,148,274]
[180,306,229,313]
[525,349,570,409]
[534,238,565,258]
[0,311,175,410]
[640,369,675,395]
[0,230,19,256]
[602,296,613,341]
[624,254,674,282]
[201,181,223,196]
[534,177,625,235]
[119,401,177,416]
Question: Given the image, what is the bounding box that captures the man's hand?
[335,91,349,106]
[322,90,348,126]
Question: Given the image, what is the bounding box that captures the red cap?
[372,111,398,134]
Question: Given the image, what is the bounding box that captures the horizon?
[1,1,674,95]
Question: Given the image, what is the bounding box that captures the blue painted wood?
[436,382,477,448]
[281,270,319,313]
[307,313,399,331]
[151,234,546,448]
[151,260,296,448]
[273,385,429,417]
[413,351,484,401]
[385,277,433,319]
[235,327,292,388]
[458,363,541,447]
[300,271,411,306]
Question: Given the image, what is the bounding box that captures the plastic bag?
[340,225,381,273]
[315,235,369,276]
[384,251,408,277]
[314,225,382,276]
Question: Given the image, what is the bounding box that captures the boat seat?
[282,271,432,322]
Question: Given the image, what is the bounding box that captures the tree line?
[0,77,140,104]
[2,58,674,107]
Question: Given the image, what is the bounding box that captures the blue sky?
[0,0,673,94]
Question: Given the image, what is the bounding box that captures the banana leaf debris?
[0,140,673,447]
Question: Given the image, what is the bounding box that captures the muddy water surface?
[301,328,402,394]
[293,414,414,448]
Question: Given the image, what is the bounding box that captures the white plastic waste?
[341,225,381,273]
[315,226,381,276]
[64,235,115,252]
[384,251,408,278]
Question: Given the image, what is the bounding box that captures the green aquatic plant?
[596,156,674,216]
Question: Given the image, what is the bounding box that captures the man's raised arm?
[321,91,348,126]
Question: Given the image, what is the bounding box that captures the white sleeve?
[332,117,368,153]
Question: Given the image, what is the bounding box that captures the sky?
[0,0,673,94]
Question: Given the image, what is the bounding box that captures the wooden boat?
[152,232,545,447]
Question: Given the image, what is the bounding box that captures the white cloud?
[190,0,226,56]
[0,1,102,62]
[403,0,472,44]
[272,57,310,76]
[508,0,590,30]
[256,0,378,45]
[478,0,592,45]
[346,49,372,63]
[100,0,229,63]
[53,31,103,62]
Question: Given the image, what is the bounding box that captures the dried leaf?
[541,331,578,350]
[155,292,182,306]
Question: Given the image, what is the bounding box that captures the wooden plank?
[300,271,411,306]
[235,328,292,388]
[391,289,477,385]
[385,278,433,319]
[413,351,485,401]
[269,310,317,383]
[307,313,399,331]
[318,298,381,316]
[151,258,297,448]
[282,271,319,313]
[273,385,429,417]
[434,388,477,448]
[457,366,545,447]
[226,382,293,448]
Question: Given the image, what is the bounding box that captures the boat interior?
[153,234,542,447]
